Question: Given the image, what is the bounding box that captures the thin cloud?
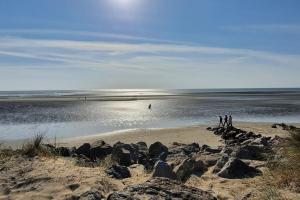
[223,24,300,34]
[0,34,300,73]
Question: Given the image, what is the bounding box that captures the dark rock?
[75,143,91,157]
[106,165,131,179]
[249,137,271,146]
[135,142,149,165]
[107,177,217,200]
[201,145,222,154]
[56,147,71,157]
[67,183,80,191]
[169,142,200,155]
[90,144,112,161]
[217,158,261,179]
[149,142,168,159]
[152,160,176,179]
[78,189,104,200]
[112,143,138,166]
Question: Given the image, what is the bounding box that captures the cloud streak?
[223,24,300,34]
[1,29,300,89]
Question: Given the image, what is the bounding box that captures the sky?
[0,0,300,90]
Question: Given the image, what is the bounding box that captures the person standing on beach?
[218,116,223,127]
[148,104,152,110]
[224,115,228,127]
[228,115,233,127]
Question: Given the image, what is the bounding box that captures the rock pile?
[44,125,287,199]
[107,177,217,200]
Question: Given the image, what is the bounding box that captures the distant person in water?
[224,115,228,127]
[148,104,152,109]
[218,116,223,127]
[228,115,233,127]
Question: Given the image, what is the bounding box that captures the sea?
[0,88,300,140]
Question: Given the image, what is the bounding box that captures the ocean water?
[0,88,300,140]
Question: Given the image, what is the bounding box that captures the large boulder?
[90,143,112,161]
[197,154,221,167]
[149,142,168,159]
[152,160,176,179]
[75,143,91,157]
[105,165,131,179]
[135,142,149,165]
[232,145,271,161]
[112,142,139,166]
[107,177,217,200]
[56,147,71,157]
[167,142,200,163]
[174,158,207,181]
[217,158,261,179]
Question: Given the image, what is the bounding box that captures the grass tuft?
[22,133,55,157]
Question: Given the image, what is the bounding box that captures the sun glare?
[113,0,134,8]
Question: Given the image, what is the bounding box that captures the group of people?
[218,115,233,127]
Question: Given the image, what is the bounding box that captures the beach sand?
[59,122,291,148]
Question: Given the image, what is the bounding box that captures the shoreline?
[1,122,294,149]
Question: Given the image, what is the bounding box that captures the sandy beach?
[2,122,292,149]
[61,122,291,148]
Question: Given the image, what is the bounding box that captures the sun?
[113,0,134,8]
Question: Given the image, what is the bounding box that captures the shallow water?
[0,89,300,140]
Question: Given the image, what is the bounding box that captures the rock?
[75,143,91,157]
[200,145,221,154]
[174,158,207,181]
[79,189,104,200]
[41,144,57,154]
[217,158,261,179]
[152,160,176,179]
[270,135,287,147]
[212,154,229,174]
[135,142,149,165]
[249,137,271,146]
[112,142,138,166]
[149,142,168,159]
[233,145,271,161]
[67,183,80,191]
[91,140,106,147]
[199,154,221,167]
[106,165,131,179]
[90,144,112,161]
[107,177,217,200]
[56,147,71,157]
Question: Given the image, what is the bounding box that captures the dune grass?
[258,127,300,199]
[269,128,300,192]
[22,133,56,157]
